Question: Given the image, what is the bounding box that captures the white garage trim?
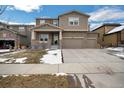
[87,38,97,40]
[63,37,84,39]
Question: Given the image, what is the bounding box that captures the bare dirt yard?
[0,74,82,88]
[0,49,46,64]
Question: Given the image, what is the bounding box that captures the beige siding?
[105,25,120,34]
[93,26,105,45]
[0,30,16,39]
[36,19,58,26]
[104,33,118,46]
[121,30,124,41]
[59,12,89,31]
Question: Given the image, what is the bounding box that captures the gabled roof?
[33,23,63,30]
[107,25,124,34]
[58,10,90,17]
[0,27,26,37]
[92,23,121,31]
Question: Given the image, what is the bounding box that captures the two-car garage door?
[62,38,85,49]
[62,32,97,49]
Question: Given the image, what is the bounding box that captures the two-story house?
[31,11,98,49]
[0,22,34,49]
[9,24,34,48]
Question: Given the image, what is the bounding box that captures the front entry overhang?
[31,23,63,49]
[33,23,63,32]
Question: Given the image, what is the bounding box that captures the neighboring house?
[92,23,121,47]
[104,25,124,47]
[9,24,34,48]
[31,11,98,49]
[0,22,34,49]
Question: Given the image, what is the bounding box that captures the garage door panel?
[62,38,85,49]
[86,39,97,48]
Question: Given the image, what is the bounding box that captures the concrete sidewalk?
[0,62,124,75]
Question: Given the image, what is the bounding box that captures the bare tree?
[0,5,7,15]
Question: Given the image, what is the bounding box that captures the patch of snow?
[54,73,67,76]
[0,50,26,57]
[107,25,124,34]
[2,75,9,77]
[1,74,29,77]
[0,49,10,53]
[106,47,124,52]
[15,57,27,63]
[22,75,29,77]
[0,58,10,63]
[41,49,62,64]
[114,53,124,59]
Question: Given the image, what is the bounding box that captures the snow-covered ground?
[0,50,27,64]
[0,49,10,53]
[106,47,124,52]
[0,57,27,64]
[15,57,27,63]
[106,47,124,59]
[41,49,62,64]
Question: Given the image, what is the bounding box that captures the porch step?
[51,45,59,49]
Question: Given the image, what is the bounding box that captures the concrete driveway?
[62,49,124,63]
[0,49,124,87]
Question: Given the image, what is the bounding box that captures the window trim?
[39,34,49,42]
[68,17,79,26]
[53,20,58,26]
[40,20,45,24]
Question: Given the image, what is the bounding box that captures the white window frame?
[40,20,45,24]
[39,34,49,42]
[53,20,58,26]
[68,17,79,26]
[19,26,25,32]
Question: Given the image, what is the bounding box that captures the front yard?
[0,49,46,64]
[0,49,62,64]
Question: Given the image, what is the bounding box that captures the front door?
[52,33,59,45]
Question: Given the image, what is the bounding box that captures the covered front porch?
[31,24,62,49]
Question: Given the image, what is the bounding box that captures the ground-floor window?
[40,34,49,42]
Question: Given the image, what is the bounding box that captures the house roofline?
[58,10,90,17]
[92,23,121,32]
[32,23,63,30]
[0,27,27,37]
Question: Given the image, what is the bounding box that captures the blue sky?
[0,5,124,29]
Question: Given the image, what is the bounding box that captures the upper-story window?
[68,17,79,26]
[53,20,58,26]
[19,27,25,32]
[40,20,45,24]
